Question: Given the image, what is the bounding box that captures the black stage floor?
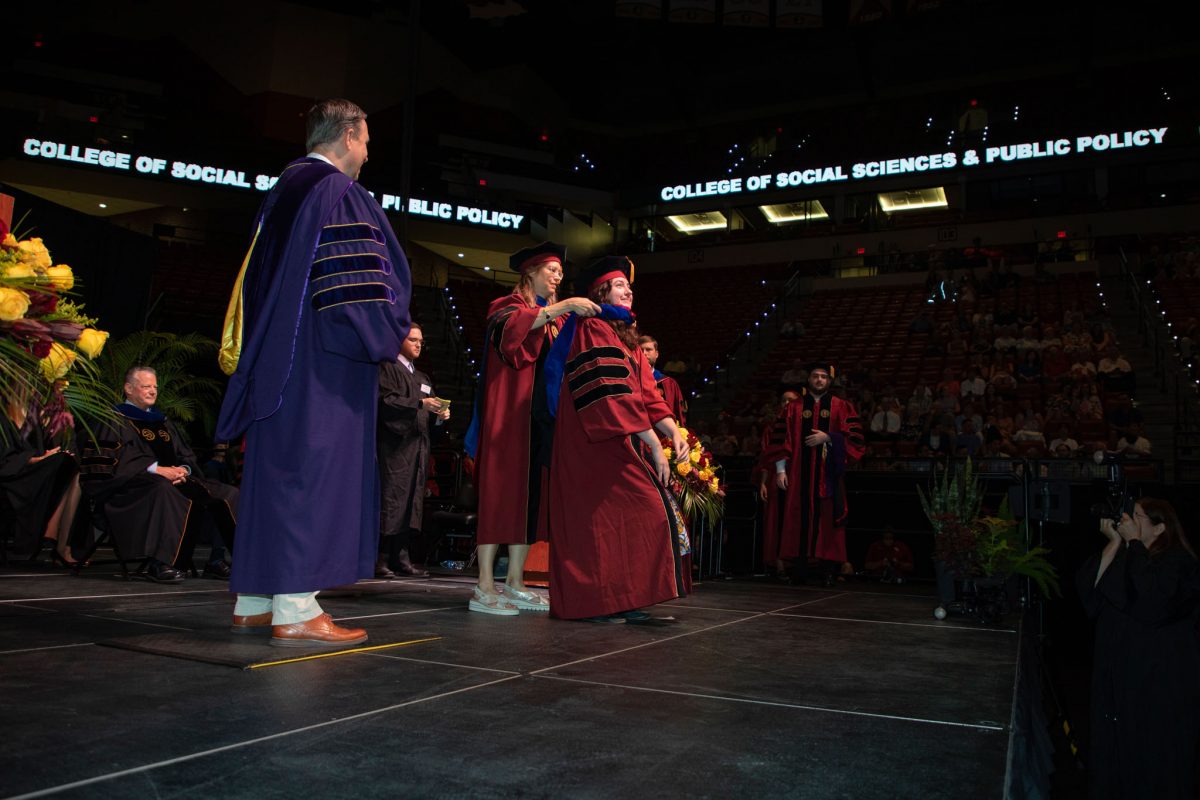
[0,560,1022,799]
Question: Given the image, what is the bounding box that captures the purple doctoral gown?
[217,157,411,595]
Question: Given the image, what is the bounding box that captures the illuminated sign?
[18,137,527,231]
[657,126,1171,204]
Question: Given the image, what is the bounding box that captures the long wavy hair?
[1137,497,1196,559]
[516,261,560,307]
[589,279,639,350]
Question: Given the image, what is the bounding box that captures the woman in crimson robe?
[545,256,690,623]
[466,242,600,615]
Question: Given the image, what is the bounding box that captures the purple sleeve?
[311,185,412,363]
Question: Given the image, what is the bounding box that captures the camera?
[1089,454,1134,523]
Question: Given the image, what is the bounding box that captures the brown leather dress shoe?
[270,613,368,648]
[230,612,273,634]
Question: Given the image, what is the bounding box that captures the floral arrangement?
[920,458,1059,597]
[0,213,113,441]
[660,426,725,528]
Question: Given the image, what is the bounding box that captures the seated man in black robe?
[79,366,238,582]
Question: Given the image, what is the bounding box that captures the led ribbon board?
[18,137,528,232]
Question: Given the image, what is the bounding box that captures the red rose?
[31,340,53,358]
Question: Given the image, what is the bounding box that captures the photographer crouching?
[1077,497,1200,799]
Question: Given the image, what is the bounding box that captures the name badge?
[420,384,431,394]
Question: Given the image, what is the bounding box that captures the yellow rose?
[40,343,77,381]
[662,448,672,461]
[699,468,713,481]
[0,287,31,320]
[677,427,689,438]
[77,328,110,359]
[45,264,74,290]
[676,462,692,476]
[690,448,702,464]
[17,238,52,270]
[710,478,720,493]
[3,263,36,279]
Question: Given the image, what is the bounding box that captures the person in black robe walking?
[377,322,448,577]
[1077,496,1200,799]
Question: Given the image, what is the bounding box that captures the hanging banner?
[724,0,770,27]
[668,0,717,24]
[615,0,663,18]
[654,125,1172,203]
[849,0,892,25]
[776,0,823,28]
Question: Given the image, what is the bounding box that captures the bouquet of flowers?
[0,213,113,442]
[660,426,725,528]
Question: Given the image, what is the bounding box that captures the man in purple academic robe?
[216,98,411,647]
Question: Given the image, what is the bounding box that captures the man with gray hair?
[216,98,412,647]
[79,366,239,582]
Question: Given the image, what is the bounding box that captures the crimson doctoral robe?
[474,293,559,545]
[652,369,687,426]
[769,392,865,563]
[547,320,688,619]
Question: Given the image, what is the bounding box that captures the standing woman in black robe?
[1077,497,1200,799]
[1,400,82,564]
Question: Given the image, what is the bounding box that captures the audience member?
[1048,426,1079,454]
[1041,344,1070,381]
[1011,416,1046,446]
[1115,423,1152,457]
[662,354,688,376]
[1016,350,1042,383]
[780,359,807,388]
[954,420,983,456]
[864,528,915,583]
[740,425,762,456]
[1097,346,1134,392]
[960,368,987,398]
[869,401,901,441]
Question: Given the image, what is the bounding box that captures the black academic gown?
[80,404,239,566]
[377,359,434,537]
[0,415,79,555]
[1077,541,1200,799]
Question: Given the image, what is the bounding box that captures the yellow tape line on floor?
[246,636,442,670]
